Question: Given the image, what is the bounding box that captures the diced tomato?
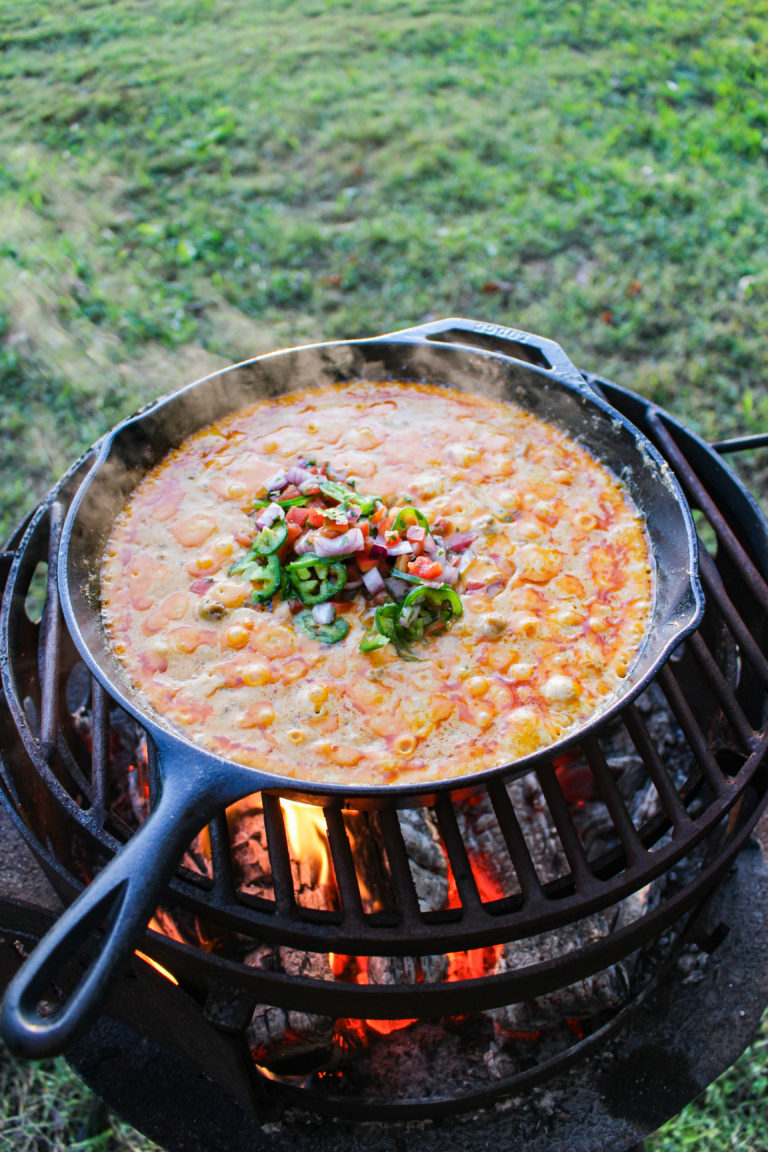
[278,521,303,562]
[307,507,325,528]
[371,505,387,526]
[189,578,213,595]
[357,555,380,573]
[384,529,401,546]
[407,556,444,581]
[359,519,370,538]
[286,505,309,527]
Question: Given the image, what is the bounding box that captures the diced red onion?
[362,567,385,595]
[266,471,287,491]
[298,478,321,494]
[312,603,336,625]
[441,562,460,585]
[344,577,363,590]
[457,546,476,574]
[445,531,475,553]
[369,536,388,558]
[294,532,315,555]
[422,533,439,557]
[386,577,410,599]
[313,527,365,556]
[387,540,413,557]
[399,605,420,627]
[255,502,285,529]
[406,525,426,542]
[285,465,314,485]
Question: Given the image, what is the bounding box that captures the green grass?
[0,1041,159,1151]
[2,0,768,539]
[1,0,768,1147]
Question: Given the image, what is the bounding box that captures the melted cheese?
[101,381,653,787]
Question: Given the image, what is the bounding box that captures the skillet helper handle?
[0,767,223,1059]
[389,317,594,392]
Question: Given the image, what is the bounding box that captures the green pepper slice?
[254,495,309,510]
[285,553,348,605]
[359,628,390,652]
[294,609,349,645]
[360,602,418,659]
[318,478,378,515]
[249,519,289,556]
[402,583,463,624]
[243,554,282,602]
[392,506,431,534]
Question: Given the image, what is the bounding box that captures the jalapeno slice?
[402,583,463,624]
[286,553,347,605]
[294,609,349,645]
[254,495,308,510]
[318,478,378,515]
[359,601,418,658]
[391,506,431,534]
[244,554,282,602]
[249,520,289,556]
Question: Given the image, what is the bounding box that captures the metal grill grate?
[2,383,768,1025]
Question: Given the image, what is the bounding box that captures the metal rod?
[376,806,425,926]
[657,664,730,799]
[687,631,757,752]
[536,761,595,889]
[261,794,296,916]
[488,780,546,909]
[582,735,647,867]
[621,703,693,832]
[209,812,236,901]
[39,502,64,762]
[434,793,482,911]
[648,411,768,610]
[89,676,110,820]
[711,432,768,454]
[697,547,768,690]
[324,805,366,923]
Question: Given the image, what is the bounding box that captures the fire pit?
[2,353,768,1148]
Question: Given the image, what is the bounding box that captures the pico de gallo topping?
[228,459,467,652]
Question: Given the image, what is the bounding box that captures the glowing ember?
[134,949,179,985]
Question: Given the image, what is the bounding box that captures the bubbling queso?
[101,381,653,787]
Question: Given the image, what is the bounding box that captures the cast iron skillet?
[1,318,704,1058]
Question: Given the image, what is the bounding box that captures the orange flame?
[281,799,332,888]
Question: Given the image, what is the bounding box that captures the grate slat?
[648,411,768,610]
[687,631,757,752]
[657,664,730,799]
[489,781,546,909]
[697,549,768,690]
[324,806,366,923]
[535,762,594,889]
[376,807,425,925]
[621,704,693,832]
[261,794,296,915]
[39,502,64,762]
[89,677,110,821]
[582,736,647,867]
[434,793,482,911]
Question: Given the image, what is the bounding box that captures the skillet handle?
[0,759,241,1059]
[386,316,594,392]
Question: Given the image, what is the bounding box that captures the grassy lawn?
[1,0,768,1147]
